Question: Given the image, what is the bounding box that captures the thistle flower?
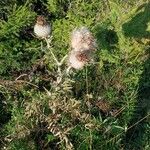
[34,16,51,38]
[71,27,96,52]
[68,51,91,69]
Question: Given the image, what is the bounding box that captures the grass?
[0,0,150,149]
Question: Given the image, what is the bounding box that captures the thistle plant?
[37,23,97,84]
[31,17,98,149]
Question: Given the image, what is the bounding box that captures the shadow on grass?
[122,2,150,39]
[94,25,118,51]
[125,48,150,149]
[123,2,150,149]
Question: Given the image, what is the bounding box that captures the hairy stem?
[45,37,68,84]
[45,37,60,65]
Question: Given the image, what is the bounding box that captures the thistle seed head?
[68,51,91,69]
[34,15,51,38]
[71,27,96,52]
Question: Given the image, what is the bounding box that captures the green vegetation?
[0,0,150,149]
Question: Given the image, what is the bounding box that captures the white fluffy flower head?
[68,51,90,69]
[71,27,96,52]
[34,16,51,38]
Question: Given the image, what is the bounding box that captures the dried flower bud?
[71,27,96,52]
[68,51,90,69]
[34,16,51,38]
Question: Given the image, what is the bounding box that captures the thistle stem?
[66,66,72,74]
[45,38,60,66]
[45,37,68,84]
[60,54,68,65]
